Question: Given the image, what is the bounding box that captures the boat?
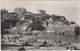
[2,41,22,46]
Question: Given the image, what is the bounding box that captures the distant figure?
[44,41,47,44]
[18,46,26,51]
[7,36,11,42]
[22,41,28,46]
[59,37,61,41]
[34,39,37,42]
[66,46,70,50]
[52,41,54,45]
[43,40,48,46]
[49,41,53,46]
[48,41,50,45]
[63,32,65,35]
[55,39,57,42]
[7,36,10,40]
[74,47,77,50]
[25,41,29,46]
[68,42,71,45]
[58,37,61,43]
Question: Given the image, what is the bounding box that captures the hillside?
[1,8,78,35]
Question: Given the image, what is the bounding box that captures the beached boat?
[2,41,22,46]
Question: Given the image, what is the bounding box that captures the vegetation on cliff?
[1,8,76,33]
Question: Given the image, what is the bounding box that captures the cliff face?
[42,17,77,35]
[1,9,78,35]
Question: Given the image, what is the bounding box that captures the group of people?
[2,35,79,50]
[1,34,23,43]
[39,38,79,50]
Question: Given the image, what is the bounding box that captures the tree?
[14,7,27,19]
[14,8,26,14]
[31,17,46,31]
[23,11,34,19]
[41,14,50,20]
[37,10,51,20]
[1,9,8,23]
[1,9,8,15]
[38,10,46,14]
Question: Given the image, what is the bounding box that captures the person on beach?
[43,40,48,46]
[25,41,29,46]
[55,39,57,42]
[66,46,70,50]
[48,41,50,45]
[49,41,53,46]
[58,37,61,43]
[22,40,32,46]
[7,36,11,42]
[68,42,71,45]
[18,46,26,51]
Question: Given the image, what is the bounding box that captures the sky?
[1,1,80,25]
